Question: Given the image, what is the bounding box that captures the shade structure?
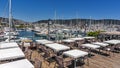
[62,39,75,43]
[0,47,25,61]
[0,42,18,49]
[63,49,88,58]
[45,43,70,52]
[0,59,34,68]
[36,39,54,44]
[83,36,95,39]
[101,31,120,35]
[92,42,109,47]
[63,49,88,68]
[23,42,31,47]
[70,38,84,41]
[82,44,100,49]
[104,40,120,45]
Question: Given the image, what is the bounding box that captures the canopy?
[45,43,70,52]
[92,42,109,47]
[36,39,53,44]
[82,44,100,49]
[62,39,75,43]
[63,49,88,58]
[104,40,120,45]
[0,42,18,49]
[70,37,84,41]
[0,59,34,68]
[0,47,25,61]
[83,36,95,39]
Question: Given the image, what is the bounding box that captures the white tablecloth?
[45,43,70,52]
[92,42,109,47]
[70,38,84,41]
[82,44,100,49]
[0,42,18,49]
[83,36,95,39]
[104,40,120,45]
[0,59,34,68]
[62,39,75,43]
[0,47,25,61]
[23,42,31,47]
[36,39,53,44]
[63,49,88,58]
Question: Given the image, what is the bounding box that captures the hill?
[33,19,120,26]
[0,17,29,25]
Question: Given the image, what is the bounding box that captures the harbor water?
[18,30,47,41]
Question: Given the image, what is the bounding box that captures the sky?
[0,0,120,22]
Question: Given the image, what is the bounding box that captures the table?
[70,38,85,46]
[104,40,120,45]
[62,39,75,47]
[62,39,75,43]
[70,38,84,41]
[82,44,100,49]
[23,42,31,47]
[0,42,18,49]
[45,43,70,52]
[83,36,95,43]
[83,37,95,39]
[63,49,88,68]
[0,59,34,68]
[36,39,54,44]
[0,47,25,61]
[81,44,100,56]
[104,40,120,56]
[92,42,109,47]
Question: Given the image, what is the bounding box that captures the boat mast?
[9,0,12,42]
[89,16,91,32]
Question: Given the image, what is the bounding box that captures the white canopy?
[0,59,34,68]
[36,39,54,44]
[23,42,31,47]
[62,39,75,43]
[63,49,88,58]
[82,44,100,49]
[0,42,18,49]
[45,43,70,52]
[92,42,109,47]
[104,40,120,45]
[0,47,25,61]
[70,38,84,41]
[83,36,95,39]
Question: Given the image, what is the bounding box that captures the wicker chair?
[54,56,72,68]
[29,42,37,50]
[43,49,56,65]
[115,45,120,51]
[38,45,47,53]
[34,58,42,68]
[25,50,33,60]
[104,46,115,56]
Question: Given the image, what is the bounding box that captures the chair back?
[27,50,32,60]
[43,50,50,58]
[55,56,63,66]
[35,58,42,68]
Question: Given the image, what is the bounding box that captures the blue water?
[18,30,47,41]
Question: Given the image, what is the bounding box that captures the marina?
[0,0,120,68]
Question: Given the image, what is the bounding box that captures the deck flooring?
[28,49,120,68]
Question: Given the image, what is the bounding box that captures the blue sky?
[0,0,120,22]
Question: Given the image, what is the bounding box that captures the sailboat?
[3,0,20,42]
